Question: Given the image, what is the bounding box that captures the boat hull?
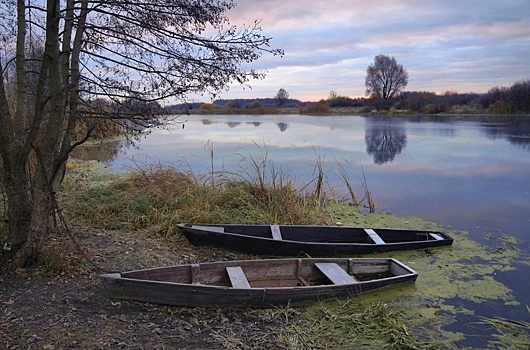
[100,258,418,308]
[178,224,453,256]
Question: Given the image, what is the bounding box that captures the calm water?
[76,114,530,346]
[102,114,529,241]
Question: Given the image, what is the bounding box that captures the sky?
[200,0,530,102]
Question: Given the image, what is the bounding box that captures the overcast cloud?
[203,0,530,102]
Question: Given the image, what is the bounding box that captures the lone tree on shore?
[275,88,290,106]
[0,0,282,268]
[365,55,408,99]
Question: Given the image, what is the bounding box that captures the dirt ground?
[0,226,287,349]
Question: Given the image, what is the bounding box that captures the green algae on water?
[319,202,525,346]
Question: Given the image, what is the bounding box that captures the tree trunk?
[18,169,54,267]
[1,0,71,268]
[3,158,61,267]
[2,156,33,264]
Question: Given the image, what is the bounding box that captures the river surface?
[76,114,530,346]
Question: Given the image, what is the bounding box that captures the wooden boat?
[177,224,453,256]
[100,258,418,308]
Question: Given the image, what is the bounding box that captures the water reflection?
[365,119,407,164]
[70,140,125,163]
[226,122,241,128]
[482,118,530,151]
[277,122,289,132]
[71,116,530,171]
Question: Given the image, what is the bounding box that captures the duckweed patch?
[316,202,526,347]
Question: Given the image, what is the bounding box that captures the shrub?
[299,100,331,114]
[199,103,221,110]
[489,100,512,114]
[328,96,366,108]
[508,79,530,113]
[422,104,447,114]
[246,100,263,109]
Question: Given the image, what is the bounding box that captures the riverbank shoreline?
[2,158,528,349]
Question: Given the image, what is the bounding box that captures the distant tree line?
[166,78,530,115]
[167,97,301,112]
[479,79,530,114]
[326,78,530,115]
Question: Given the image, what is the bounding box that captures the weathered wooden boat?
[100,258,418,308]
[177,224,453,256]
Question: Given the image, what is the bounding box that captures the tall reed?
[360,164,376,213]
[334,158,359,205]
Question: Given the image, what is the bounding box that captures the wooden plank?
[226,266,251,289]
[193,225,225,233]
[271,225,282,240]
[429,233,444,240]
[364,229,385,245]
[190,264,200,284]
[314,263,359,285]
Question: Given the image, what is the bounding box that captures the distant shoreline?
[162,106,530,118]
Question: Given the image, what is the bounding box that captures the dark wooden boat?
[177,224,453,256]
[100,258,418,308]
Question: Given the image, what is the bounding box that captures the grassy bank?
[60,164,329,235]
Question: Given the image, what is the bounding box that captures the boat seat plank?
[429,233,444,240]
[315,263,359,285]
[364,229,385,244]
[192,225,225,233]
[271,225,282,240]
[226,266,251,289]
[190,264,200,284]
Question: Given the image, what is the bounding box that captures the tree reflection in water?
[277,122,289,132]
[482,117,530,151]
[70,140,125,164]
[365,120,407,164]
[226,122,241,128]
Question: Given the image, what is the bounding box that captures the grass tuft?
[60,164,328,236]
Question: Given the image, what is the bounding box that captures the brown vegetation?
[298,100,331,115]
[196,101,282,115]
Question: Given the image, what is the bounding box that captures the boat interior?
[191,224,446,244]
[121,258,409,289]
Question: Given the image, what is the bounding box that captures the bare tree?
[0,0,282,267]
[365,55,408,99]
[275,88,289,106]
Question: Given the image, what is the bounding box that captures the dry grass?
[60,164,328,237]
